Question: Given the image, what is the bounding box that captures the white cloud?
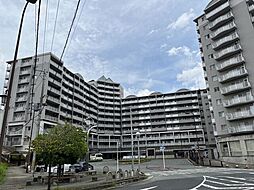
[167,8,196,30]
[124,88,154,97]
[176,62,205,89]
[167,46,192,57]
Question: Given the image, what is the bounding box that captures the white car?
[90,153,103,161]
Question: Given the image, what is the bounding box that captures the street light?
[0,1,35,162]
[136,131,141,171]
[130,107,134,171]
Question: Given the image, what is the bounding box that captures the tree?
[32,123,87,190]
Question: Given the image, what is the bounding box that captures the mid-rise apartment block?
[2,53,216,158]
[195,0,254,164]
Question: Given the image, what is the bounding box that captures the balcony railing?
[211,22,236,39]
[206,1,230,20]
[7,130,23,136]
[212,32,239,50]
[223,95,254,107]
[228,125,254,134]
[216,54,244,71]
[221,80,251,95]
[218,67,248,83]
[18,78,30,84]
[209,11,233,30]
[214,44,241,60]
[45,115,58,122]
[226,110,254,121]
[249,4,254,13]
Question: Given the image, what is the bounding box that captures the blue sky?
[0,0,210,97]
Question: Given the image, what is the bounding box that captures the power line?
[60,0,82,61]
[50,0,61,52]
[42,0,49,58]
[63,0,88,59]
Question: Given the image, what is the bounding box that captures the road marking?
[219,176,247,181]
[140,186,158,190]
[202,183,254,189]
[189,176,206,190]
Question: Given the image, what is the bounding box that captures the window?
[206,44,211,49]
[216,99,222,105]
[203,24,208,30]
[212,75,218,81]
[214,87,220,92]
[205,34,210,39]
[210,64,215,70]
[208,54,214,59]
[218,111,225,118]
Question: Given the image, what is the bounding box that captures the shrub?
[0,163,8,184]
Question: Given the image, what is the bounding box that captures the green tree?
[32,123,87,190]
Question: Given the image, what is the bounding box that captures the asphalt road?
[92,159,254,190]
[115,168,254,190]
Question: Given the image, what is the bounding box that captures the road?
[92,159,254,190]
[115,167,254,190]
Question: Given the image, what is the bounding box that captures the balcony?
[18,78,30,84]
[47,96,60,104]
[223,95,254,108]
[212,32,239,50]
[218,67,248,83]
[17,87,29,93]
[209,12,234,30]
[221,80,251,95]
[249,4,254,13]
[214,44,242,60]
[216,54,244,71]
[20,69,31,75]
[45,115,58,122]
[226,109,254,121]
[229,125,254,134]
[206,1,230,20]
[16,96,27,102]
[211,22,236,40]
[7,130,23,136]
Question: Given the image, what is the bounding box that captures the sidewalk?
[0,166,32,190]
[0,166,147,190]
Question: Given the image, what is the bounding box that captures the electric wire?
[60,0,82,61]
[63,0,88,59]
[42,0,49,61]
[50,0,61,52]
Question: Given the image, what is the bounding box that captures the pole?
[116,141,119,172]
[0,2,29,162]
[162,148,165,170]
[130,107,134,171]
[138,134,140,171]
[86,125,96,170]
[31,69,46,175]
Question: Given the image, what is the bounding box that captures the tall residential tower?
[195,0,254,164]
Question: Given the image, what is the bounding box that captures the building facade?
[2,53,216,159]
[195,0,254,164]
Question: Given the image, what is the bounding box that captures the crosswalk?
[190,175,254,190]
[147,167,248,177]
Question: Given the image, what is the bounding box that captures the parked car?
[80,162,94,171]
[69,164,83,173]
[90,153,103,161]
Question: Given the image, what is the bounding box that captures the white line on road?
[189,176,206,190]
[140,186,158,190]
[219,176,247,181]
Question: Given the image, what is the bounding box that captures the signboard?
[160,146,165,151]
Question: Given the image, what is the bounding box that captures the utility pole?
[31,70,46,174]
[0,1,30,162]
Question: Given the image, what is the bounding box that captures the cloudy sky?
[0,0,209,97]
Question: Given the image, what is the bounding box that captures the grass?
[0,163,8,184]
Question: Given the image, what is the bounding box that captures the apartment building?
[195,0,254,164]
[3,53,123,158]
[3,53,216,158]
[121,89,216,158]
